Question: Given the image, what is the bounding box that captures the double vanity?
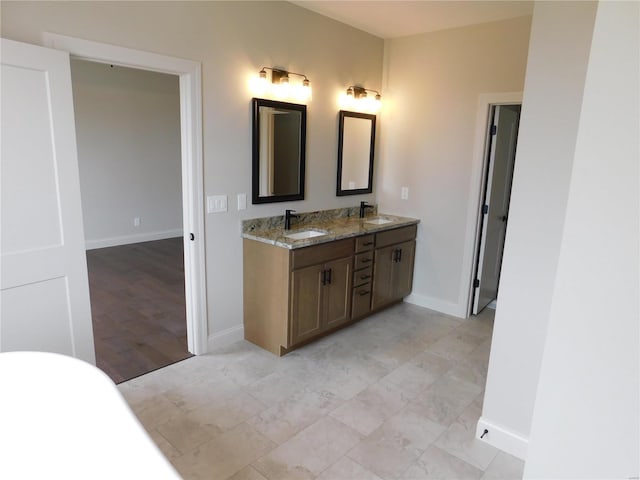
[246,90,415,355]
[242,207,419,356]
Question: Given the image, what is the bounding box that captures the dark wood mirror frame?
[336,110,376,197]
[252,98,306,204]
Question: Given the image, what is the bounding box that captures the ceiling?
[291,1,533,39]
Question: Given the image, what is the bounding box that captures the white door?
[473,105,520,314]
[1,39,95,363]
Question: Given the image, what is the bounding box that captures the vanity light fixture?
[341,85,382,113]
[253,66,312,102]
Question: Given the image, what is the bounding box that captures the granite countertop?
[242,213,420,249]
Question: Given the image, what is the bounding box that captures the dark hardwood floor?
[87,237,192,383]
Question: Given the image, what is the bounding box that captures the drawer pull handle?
[359,290,370,296]
[363,241,374,246]
[360,275,371,280]
[361,258,372,263]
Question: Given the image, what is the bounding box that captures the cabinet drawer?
[351,286,372,319]
[353,266,373,287]
[375,225,417,248]
[355,234,375,253]
[291,238,354,270]
[354,252,374,270]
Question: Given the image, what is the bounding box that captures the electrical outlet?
[134,217,141,227]
[401,187,409,200]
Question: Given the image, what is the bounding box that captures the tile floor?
[118,303,525,480]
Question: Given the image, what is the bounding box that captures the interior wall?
[0,1,383,343]
[524,1,639,476]
[479,0,598,457]
[70,60,182,249]
[379,16,531,316]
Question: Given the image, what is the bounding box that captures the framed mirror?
[252,98,306,204]
[336,110,376,196]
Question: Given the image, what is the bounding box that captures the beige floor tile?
[148,428,183,461]
[186,390,267,433]
[119,304,502,480]
[164,377,243,412]
[454,315,494,340]
[156,415,214,454]
[409,374,482,426]
[248,388,343,444]
[245,370,310,406]
[379,351,453,398]
[347,408,446,480]
[131,393,183,430]
[228,465,269,480]
[480,452,525,479]
[172,422,276,480]
[329,381,410,435]
[433,401,499,471]
[401,445,483,479]
[252,416,362,480]
[426,331,486,362]
[446,361,488,389]
[117,382,159,409]
[316,456,383,480]
[220,350,281,386]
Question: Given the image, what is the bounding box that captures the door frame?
[460,92,522,318]
[43,33,208,355]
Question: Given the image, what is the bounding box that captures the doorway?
[42,33,208,357]
[470,104,521,315]
[71,60,191,382]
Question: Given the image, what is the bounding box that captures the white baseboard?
[207,324,245,352]
[404,292,467,318]
[85,229,183,250]
[476,416,528,460]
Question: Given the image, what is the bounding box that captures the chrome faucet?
[285,209,299,230]
[360,201,374,218]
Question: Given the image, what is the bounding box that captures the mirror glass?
[337,110,376,196]
[252,98,306,204]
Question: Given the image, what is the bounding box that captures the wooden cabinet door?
[372,240,416,309]
[324,256,352,330]
[290,264,324,345]
[371,244,396,310]
[392,240,416,299]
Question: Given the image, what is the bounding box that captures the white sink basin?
[284,229,328,240]
[365,217,394,225]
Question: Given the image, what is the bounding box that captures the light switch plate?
[237,193,247,211]
[401,187,409,200]
[207,195,227,213]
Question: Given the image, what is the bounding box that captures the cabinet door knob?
[326,268,332,285]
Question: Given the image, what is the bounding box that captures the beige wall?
[379,16,531,315]
[0,1,383,342]
[71,60,182,248]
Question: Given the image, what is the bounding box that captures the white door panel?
[1,38,95,363]
[473,105,520,314]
